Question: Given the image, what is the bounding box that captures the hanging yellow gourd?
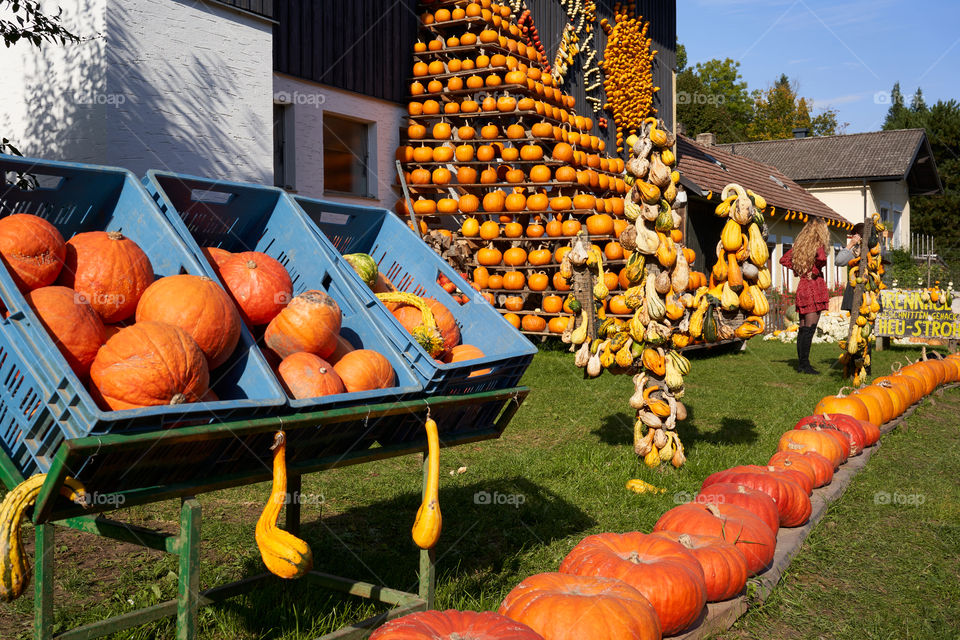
[2,475,88,601]
[412,416,441,549]
[256,431,313,579]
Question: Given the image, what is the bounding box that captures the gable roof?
[676,135,848,224]
[714,129,942,194]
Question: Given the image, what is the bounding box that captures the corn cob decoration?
[839,214,887,385]
[1,475,89,601]
[599,7,658,153]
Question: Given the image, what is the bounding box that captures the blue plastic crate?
[0,155,289,477]
[292,197,536,399]
[142,171,423,413]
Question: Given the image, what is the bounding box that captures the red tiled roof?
[676,135,848,224]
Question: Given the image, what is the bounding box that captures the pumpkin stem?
[246,260,258,269]
[270,430,285,451]
[170,393,188,405]
[677,533,694,549]
[626,551,642,564]
[106,230,124,241]
[706,503,722,517]
[837,386,853,398]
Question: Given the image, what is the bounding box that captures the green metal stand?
[8,387,529,640]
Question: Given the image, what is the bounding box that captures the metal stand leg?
[417,453,436,609]
[34,523,54,640]
[285,473,302,537]
[176,498,201,640]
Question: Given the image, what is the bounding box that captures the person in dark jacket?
[780,217,830,374]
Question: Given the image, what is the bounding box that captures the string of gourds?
[709,183,772,339]
[566,118,691,467]
[599,8,657,153]
[839,214,886,386]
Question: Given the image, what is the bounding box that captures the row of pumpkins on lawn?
[0,214,484,410]
[365,354,959,639]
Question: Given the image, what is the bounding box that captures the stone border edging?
[671,397,930,640]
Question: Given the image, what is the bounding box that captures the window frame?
[322,111,375,199]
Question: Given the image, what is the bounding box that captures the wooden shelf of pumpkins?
[402,1,630,337]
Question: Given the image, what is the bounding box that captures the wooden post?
[569,233,598,344]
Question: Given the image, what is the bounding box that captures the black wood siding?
[214,0,276,20]
[272,0,674,129]
[273,0,419,102]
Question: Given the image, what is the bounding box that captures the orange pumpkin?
[432,145,454,162]
[548,316,568,333]
[265,290,341,360]
[472,266,490,289]
[0,213,66,292]
[529,164,552,183]
[444,344,490,376]
[561,218,581,236]
[551,196,572,211]
[90,321,209,410]
[458,167,479,185]
[528,272,549,291]
[553,271,571,291]
[521,314,546,332]
[586,214,615,235]
[542,295,563,313]
[487,274,504,289]
[504,219,524,236]
[504,312,521,329]
[278,352,346,399]
[813,390,870,423]
[479,221,501,241]
[136,275,241,370]
[528,247,552,266]
[527,220,545,237]
[483,191,506,214]
[25,285,105,378]
[477,245,503,266]
[217,251,292,326]
[57,230,153,323]
[503,271,525,290]
[455,144,475,162]
[608,295,629,315]
[389,298,460,354]
[334,349,395,392]
[520,145,543,160]
[503,247,527,266]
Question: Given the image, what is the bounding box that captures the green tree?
[676,54,753,142]
[886,82,908,125]
[910,87,928,114]
[0,0,78,48]
[746,74,841,140]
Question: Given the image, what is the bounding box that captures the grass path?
[1,340,955,638]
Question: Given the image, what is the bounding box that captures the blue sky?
[677,0,960,133]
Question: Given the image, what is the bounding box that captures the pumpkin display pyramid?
[397,0,633,336]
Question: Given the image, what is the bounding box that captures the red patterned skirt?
[795,276,830,314]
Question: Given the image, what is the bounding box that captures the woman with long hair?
[780,217,830,374]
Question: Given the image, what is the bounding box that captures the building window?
[323,113,370,197]
[273,103,295,191]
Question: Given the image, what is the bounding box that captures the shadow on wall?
[22,0,271,183]
[20,0,107,164]
[103,0,272,182]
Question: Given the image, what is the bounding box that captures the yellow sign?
[875,289,960,339]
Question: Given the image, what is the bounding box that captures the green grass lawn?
[2,339,957,639]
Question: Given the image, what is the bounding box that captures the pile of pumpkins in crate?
[366,353,960,639]
[0,213,483,409]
